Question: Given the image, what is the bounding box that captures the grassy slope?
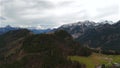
[69,53,120,68]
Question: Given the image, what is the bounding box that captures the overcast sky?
[0,0,120,28]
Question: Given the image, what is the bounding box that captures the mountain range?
[57,20,113,38]
[0,25,51,35]
[57,20,120,54]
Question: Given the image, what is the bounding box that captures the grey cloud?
[0,16,6,20]
[0,0,12,5]
[10,17,58,28]
[1,0,56,27]
[34,1,54,9]
[22,0,55,9]
[2,0,54,10]
[53,10,91,24]
[59,1,74,6]
[0,0,119,28]
[96,5,119,19]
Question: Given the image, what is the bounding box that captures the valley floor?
[69,53,120,68]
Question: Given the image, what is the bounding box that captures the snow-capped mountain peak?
[60,20,97,28]
[98,20,113,24]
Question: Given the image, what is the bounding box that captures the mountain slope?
[0,29,33,62]
[0,29,92,68]
[57,20,99,38]
[76,21,120,52]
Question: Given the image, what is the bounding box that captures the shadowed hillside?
[0,29,92,68]
[76,21,120,54]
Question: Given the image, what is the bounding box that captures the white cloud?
[0,0,120,28]
[36,25,44,29]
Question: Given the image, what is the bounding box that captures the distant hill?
[28,28,51,34]
[0,25,20,35]
[0,25,51,35]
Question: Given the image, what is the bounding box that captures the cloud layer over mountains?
[0,0,120,28]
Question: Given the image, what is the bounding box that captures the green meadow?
[69,53,120,68]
